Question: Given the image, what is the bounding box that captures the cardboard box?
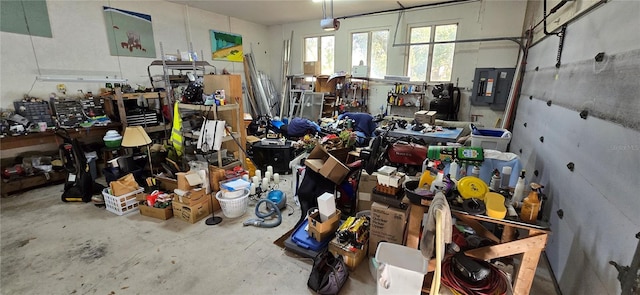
[351,65,368,78]
[357,171,378,212]
[156,175,178,192]
[329,237,368,270]
[376,173,405,188]
[134,191,148,202]
[246,135,261,145]
[139,203,173,220]
[369,202,410,255]
[357,199,373,212]
[176,171,203,191]
[414,110,437,125]
[172,196,211,224]
[208,165,226,192]
[304,61,321,75]
[304,145,350,184]
[308,209,341,242]
[109,173,140,197]
[173,188,206,205]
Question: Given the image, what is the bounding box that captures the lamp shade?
[121,126,152,147]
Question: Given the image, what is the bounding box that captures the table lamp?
[121,126,154,173]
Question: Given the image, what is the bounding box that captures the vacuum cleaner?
[243,190,286,228]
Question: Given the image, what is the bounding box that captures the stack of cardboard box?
[368,202,410,256]
[171,171,213,224]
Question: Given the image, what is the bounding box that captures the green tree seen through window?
[407,24,457,82]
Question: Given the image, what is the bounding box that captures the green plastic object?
[426,146,484,165]
[457,147,484,162]
[104,139,122,148]
[427,146,456,162]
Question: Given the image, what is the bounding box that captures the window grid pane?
[408,45,428,81]
[352,32,368,67]
[430,24,457,81]
[370,30,388,79]
[305,37,318,62]
[321,36,334,75]
[430,44,455,81]
[434,24,457,42]
[408,27,431,81]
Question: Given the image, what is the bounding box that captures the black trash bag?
[296,169,335,226]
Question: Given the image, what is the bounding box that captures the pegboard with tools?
[50,98,86,128]
[80,96,106,118]
[14,101,55,127]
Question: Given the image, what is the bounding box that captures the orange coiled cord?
[441,255,508,295]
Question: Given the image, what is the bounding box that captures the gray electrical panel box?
[470,68,515,110]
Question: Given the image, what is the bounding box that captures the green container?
[104,139,122,148]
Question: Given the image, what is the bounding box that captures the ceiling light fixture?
[36,76,128,83]
[320,0,340,31]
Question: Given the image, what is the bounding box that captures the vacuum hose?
[243,199,282,228]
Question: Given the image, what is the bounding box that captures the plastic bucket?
[375,242,428,295]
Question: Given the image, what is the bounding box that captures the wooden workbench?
[405,201,550,295]
[0,125,121,196]
[0,124,121,151]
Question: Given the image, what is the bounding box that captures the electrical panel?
[470,68,515,110]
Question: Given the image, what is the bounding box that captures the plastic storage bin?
[215,189,250,218]
[375,242,428,295]
[470,125,512,152]
[102,187,143,216]
[291,218,332,251]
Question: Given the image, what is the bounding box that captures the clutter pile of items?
[1,63,551,294]
[271,116,550,294]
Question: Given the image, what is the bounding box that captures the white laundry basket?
[215,189,250,218]
[102,187,143,216]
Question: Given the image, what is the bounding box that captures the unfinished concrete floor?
[1,174,559,294]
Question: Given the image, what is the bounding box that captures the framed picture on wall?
[210,30,243,62]
[103,6,156,58]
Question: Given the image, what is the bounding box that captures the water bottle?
[430,171,445,192]
[512,170,526,203]
[449,160,459,180]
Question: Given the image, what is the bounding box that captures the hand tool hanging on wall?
[610,232,640,295]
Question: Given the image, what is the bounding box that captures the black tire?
[365,136,382,175]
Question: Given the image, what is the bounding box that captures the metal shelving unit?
[104,89,169,137]
[385,81,427,118]
[147,60,215,105]
[176,75,245,170]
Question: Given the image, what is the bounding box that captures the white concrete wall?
[512,0,640,293]
[268,0,527,126]
[0,0,270,110]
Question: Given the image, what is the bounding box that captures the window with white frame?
[304,36,334,75]
[407,24,457,82]
[351,30,388,79]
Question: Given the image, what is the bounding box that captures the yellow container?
[418,171,435,189]
[245,158,256,178]
[520,190,540,223]
[457,176,489,200]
